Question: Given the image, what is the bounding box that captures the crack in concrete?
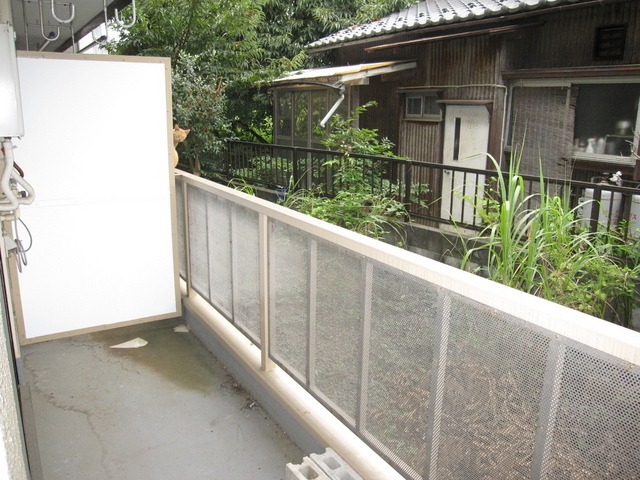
[25,350,114,479]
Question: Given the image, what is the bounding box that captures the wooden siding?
[319,0,639,182]
[357,76,403,155]
[505,1,640,69]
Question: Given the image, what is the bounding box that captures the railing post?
[355,261,373,432]
[424,290,451,477]
[259,213,275,371]
[530,340,566,480]
[224,141,232,180]
[590,185,602,232]
[181,178,192,296]
[292,147,300,191]
[404,160,413,207]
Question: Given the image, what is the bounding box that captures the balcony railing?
[176,171,640,480]
[218,140,640,233]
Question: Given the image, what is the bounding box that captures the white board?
[14,52,179,341]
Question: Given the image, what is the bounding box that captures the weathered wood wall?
[326,0,639,182]
[504,1,640,69]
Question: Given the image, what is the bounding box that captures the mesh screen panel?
[187,185,209,299]
[205,194,233,318]
[180,180,640,480]
[543,347,640,479]
[364,264,440,478]
[269,220,310,382]
[175,180,186,278]
[435,294,549,480]
[231,205,260,343]
[313,240,362,423]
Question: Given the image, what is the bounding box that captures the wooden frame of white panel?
[11,51,180,343]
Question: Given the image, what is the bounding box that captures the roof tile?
[308,0,585,49]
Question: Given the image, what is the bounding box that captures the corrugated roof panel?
[270,61,417,85]
[307,0,590,49]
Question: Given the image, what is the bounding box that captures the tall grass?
[461,146,640,328]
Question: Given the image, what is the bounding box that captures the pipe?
[320,84,346,128]
[0,140,20,212]
[0,139,35,212]
[51,0,75,24]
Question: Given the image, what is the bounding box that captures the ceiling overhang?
[9,0,131,52]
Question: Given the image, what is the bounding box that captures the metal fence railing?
[216,140,640,234]
[176,172,640,480]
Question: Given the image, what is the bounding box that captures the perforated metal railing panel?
[231,205,260,343]
[187,186,210,300]
[434,294,549,480]
[269,220,310,382]
[313,240,362,422]
[205,193,233,319]
[365,264,439,478]
[177,175,640,480]
[542,347,640,479]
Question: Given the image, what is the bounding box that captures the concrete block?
[286,457,332,480]
[310,448,363,480]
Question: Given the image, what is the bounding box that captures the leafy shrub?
[460,146,640,328]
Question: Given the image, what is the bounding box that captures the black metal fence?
[219,140,640,234]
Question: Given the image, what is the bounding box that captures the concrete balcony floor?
[20,319,303,480]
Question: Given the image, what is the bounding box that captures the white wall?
[14,52,180,341]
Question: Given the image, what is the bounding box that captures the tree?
[109,0,416,173]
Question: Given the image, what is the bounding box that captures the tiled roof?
[308,0,585,49]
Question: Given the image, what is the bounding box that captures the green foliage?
[259,0,417,64]
[460,146,640,328]
[171,53,231,174]
[108,0,418,156]
[285,188,407,239]
[282,103,420,240]
[228,178,256,196]
[322,103,397,156]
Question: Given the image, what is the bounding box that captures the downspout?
[320,83,346,128]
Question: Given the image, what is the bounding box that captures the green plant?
[460,145,640,328]
[228,178,256,196]
[234,155,293,186]
[281,103,417,239]
[284,187,407,238]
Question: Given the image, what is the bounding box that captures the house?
[270,0,640,222]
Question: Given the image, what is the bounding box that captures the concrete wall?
[0,298,28,480]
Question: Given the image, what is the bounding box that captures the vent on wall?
[594,25,626,60]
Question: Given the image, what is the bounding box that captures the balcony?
[176,171,639,479]
[1,46,639,480]
[7,169,640,480]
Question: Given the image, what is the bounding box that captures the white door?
[440,105,490,225]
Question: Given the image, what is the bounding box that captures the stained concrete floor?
[20,319,303,480]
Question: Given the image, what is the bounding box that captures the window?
[594,25,626,60]
[508,78,640,179]
[274,88,348,148]
[573,83,640,157]
[405,93,441,121]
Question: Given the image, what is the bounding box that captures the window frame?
[404,92,442,122]
[273,87,351,148]
[507,76,640,166]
